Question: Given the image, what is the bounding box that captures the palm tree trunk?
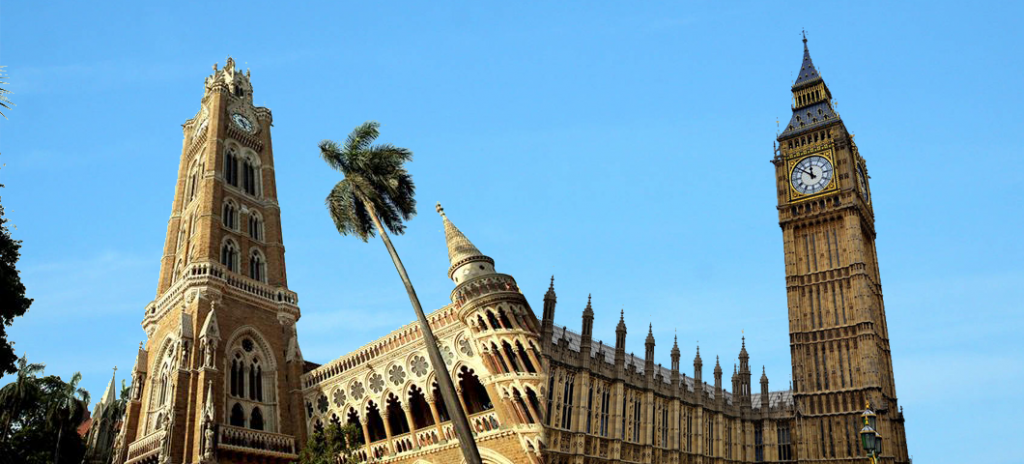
[53,421,63,464]
[365,210,483,464]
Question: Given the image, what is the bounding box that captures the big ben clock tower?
[773,36,910,463]
[111,58,307,464]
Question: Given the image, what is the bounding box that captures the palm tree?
[47,372,89,464]
[319,121,482,464]
[0,66,12,119]
[0,354,45,441]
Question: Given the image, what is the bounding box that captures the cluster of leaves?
[0,356,92,464]
[296,422,364,464]
[0,178,33,377]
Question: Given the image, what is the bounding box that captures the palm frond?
[326,180,375,241]
[344,121,380,154]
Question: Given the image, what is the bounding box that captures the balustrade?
[125,429,164,464]
[218,424,297,458]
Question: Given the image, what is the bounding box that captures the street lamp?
[860,402,883,463]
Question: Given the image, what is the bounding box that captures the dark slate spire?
[793,30,822,87]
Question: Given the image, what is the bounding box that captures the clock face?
[791,155,834,195]
[231,113,253,132]
[857,165,870,202]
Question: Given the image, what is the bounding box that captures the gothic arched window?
[249,249,266,283]
[226,333,276,432]
[248,212,263,241]
[243,160,258,196]
[250,407,264,431]
[221,240,239,273]
[230,403,245,427]
[224,148,239,187]
[222,200,238,230]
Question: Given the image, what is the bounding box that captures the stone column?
[381,408,394,455]
[360,416,372,458]
[427,398,445,441]
[403,404,419,449]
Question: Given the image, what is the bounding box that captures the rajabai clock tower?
[773,36,910,463]
[112,58,307,464]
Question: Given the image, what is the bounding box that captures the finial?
[550,275,555,288]
[742,336,746,348]
[139,341,144,350]
[113,366,117,375]
[435,202,446,219]
[620,309,624,320]
[649,323,653,334]
[587,294,592,305]
[763,365,766,375]
[802,28,808,46]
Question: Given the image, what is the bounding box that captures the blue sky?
[2,2,1022,462]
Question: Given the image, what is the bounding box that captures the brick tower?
[112,58,307,464]
[773,36,909,463]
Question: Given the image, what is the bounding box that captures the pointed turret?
[541,276,557,342]
[670,334,680,372]
[714,356,723,398]
[437,203,495,283]
[644,324,656,364]
[738,336,752,406]
[694,345,703,385]
[614,310,627,367]
[760,366,770,401]
[581,294,594,338]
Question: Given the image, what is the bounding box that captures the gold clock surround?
[785,144,838,203]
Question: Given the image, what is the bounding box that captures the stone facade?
[112,58,545,464]
[539,38,910,464]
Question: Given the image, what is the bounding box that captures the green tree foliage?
[0,357,90,464]
[296,422,363,464]
[0,66,12,118]
[0,180,33,378]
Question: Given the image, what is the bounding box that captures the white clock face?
[791,155,834,195]
[231,113,253,132]
[857,165,870,202]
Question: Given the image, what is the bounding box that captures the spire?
[203,381,215,418]
[644,323,656,365]
[670,333,680,372]
[714,356,722,375]
[98,367,117,408]
[793,29,822,87]
[615,309,627,354]
[761,366,769,384]
[437,203,495,282]
[541,276,557,339]
[694,345,703,366]
[581,294,595,338]
[739,336,749,359]
[645,324,655,346]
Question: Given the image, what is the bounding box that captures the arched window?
[407,385,434,430]
[365,401,386,442]
[243,159,258,196]
[222,200,238,230]
[386,393,410,436]
[432,383,451,422]
[226,333,276,432]
[248,212,263,241]
[249,249,266,282]
[224,149,239,187]
[230,403,245,427]
[457,366,493,415]
[221,240,239,272]
[250,407,264,431]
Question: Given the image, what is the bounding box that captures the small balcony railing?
[125,429,165,464]
[218,424,298,459]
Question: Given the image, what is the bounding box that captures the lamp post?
[860,402,883,464]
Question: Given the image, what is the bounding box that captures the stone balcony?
[124,429,164,464]
[218,424,299,460]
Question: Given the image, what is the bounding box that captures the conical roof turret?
[671,334,680,358]
[714,356,723,375]
[645,324,655,346]
[761,366,769,384]
[437,203,495,282]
